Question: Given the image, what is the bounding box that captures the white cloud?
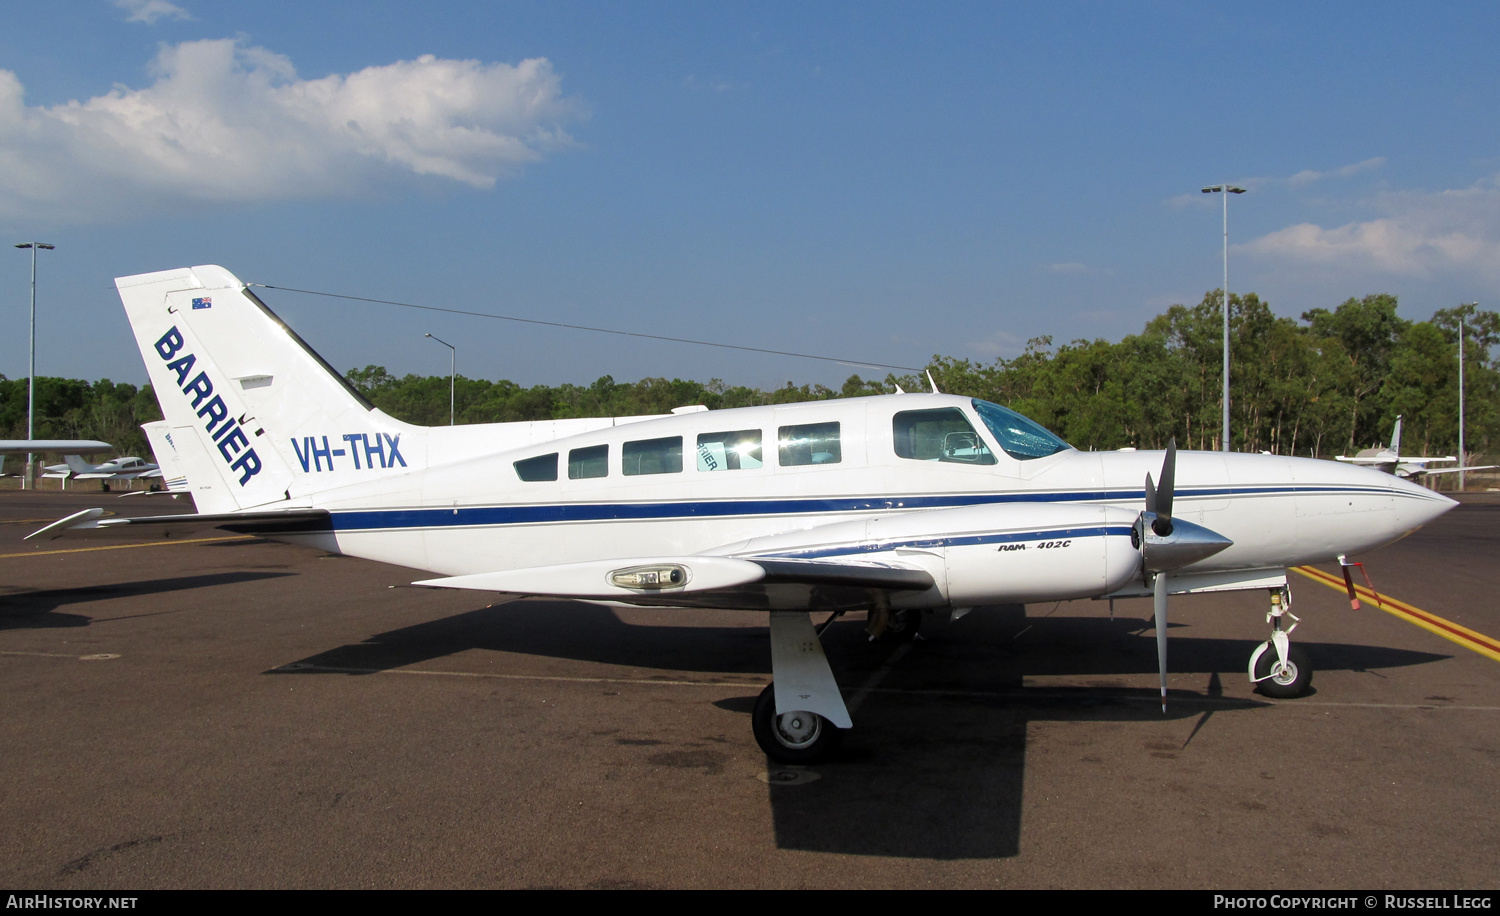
[1166,157,1388,207]
[0,38,584,220]
[112,0,193,24]
[1240,180,1500,281]
[967,329,1026,358]
[1286,157,1385,186]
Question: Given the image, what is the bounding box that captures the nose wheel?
[1248,585,1314,698]
[1252,643,1312,698]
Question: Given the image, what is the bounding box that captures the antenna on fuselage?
[926,370,940,394]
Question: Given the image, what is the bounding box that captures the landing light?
[609,565,688,590]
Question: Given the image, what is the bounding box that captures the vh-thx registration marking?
[292,433,408,473]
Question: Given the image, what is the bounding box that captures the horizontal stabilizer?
[26,508,331,541]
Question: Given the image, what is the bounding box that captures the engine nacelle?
[736,501,1143,608]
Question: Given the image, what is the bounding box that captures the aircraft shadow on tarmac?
[267,599,1449,861]
[0,572,294,630]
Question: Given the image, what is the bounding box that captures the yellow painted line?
[1293,565,1500,664]
[0,535,256,559]
[0,512,120,526]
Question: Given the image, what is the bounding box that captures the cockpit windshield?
[971,399,1072,460]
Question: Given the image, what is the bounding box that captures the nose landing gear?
[1249,586,1313,698]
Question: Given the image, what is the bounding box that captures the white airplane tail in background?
[116,266,424,515]
[141,421,190,493]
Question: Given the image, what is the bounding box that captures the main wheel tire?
[1253,643,1312,698]
[752,683,843,764]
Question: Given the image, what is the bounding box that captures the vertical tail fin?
[117,266,425,514]
[1389,415,1403,454]
[64,455,95,475]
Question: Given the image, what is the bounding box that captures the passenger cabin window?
[778,422,841,466]
[623,436,683,476]
[696,430,763,471]
[971,399,1072,460]
[514,452,559,481]
[892,408,996,465]
[568,444,609,479]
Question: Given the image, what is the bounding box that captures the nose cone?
[1385,469,1459,528]
[1289,455,1457,554]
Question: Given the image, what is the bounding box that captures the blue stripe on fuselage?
[320,484,1421,533]
[753,525,1137,560]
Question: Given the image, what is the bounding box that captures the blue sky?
[3,1,1499,392]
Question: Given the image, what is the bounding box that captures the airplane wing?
[0,440,112,455]
[26,508,331,541]
[413,555,937,611]
[1405,464,1499,477]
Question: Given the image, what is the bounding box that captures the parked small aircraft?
[30,266,1456,762]
[0,440,112,482]
[1336,415,1497,480]
[42,454,160,489]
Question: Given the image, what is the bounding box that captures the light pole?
[425,333,455,426]
[1202,185,1245,452]
[1459,303,1475,492]
[15,242,56,489]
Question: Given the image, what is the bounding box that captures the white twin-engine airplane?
[31,266,1456,762]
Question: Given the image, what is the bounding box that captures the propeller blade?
[1144,472,1157,515]
[1152,439,1177,537]
[1154,572,1169,713]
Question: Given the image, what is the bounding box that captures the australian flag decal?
[191,297,212,310]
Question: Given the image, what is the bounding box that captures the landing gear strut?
[1248,585,1313,698]
[755,611,852,764]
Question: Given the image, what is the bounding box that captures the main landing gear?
[753,610,853,764]
[1248,585,1313,698]
[752,603,931,762]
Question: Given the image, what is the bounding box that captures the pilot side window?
[696,430,763,471]
[778,422,841,467]
[514,452,559,481]
[892,408,997,465]
[623,436,683,476]
[568,445,609,480]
